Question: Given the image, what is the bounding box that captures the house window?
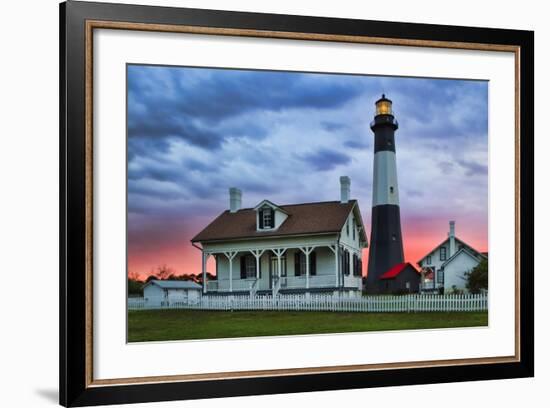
[342,249,350,276]
[245,256,256,278]
[426,255,432,265]
[437,269,444,284]
[440,247,447,261]
[263,210,272,228]
[352,221,356,240]
[346,220,350,236]
[352,253,362,276]
[300,254,307,275]
[389,186,394,194]
[270,255,287,277]
[240,255,258,279]
[294,251,317,276]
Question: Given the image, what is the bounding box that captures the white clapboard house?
[191,177,367,297]
[417,221,487,293]
[143,280,202,306]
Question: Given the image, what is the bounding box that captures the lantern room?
[375,94,393,116]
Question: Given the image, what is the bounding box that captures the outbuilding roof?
[191,200,367,244]
[440,247,486,269]
[379,262,420,280]
[417,236,485,265]
[143,280,202,290]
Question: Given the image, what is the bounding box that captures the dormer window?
[263,209,272,228]
[259,206,275,229]
[254,199,288,231]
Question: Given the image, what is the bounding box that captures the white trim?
[441,247,484,269]
[222,251,238,292]
[299,246,316,289]
[253,199,288,214]
[417,236,486,264]
[204,240,337,254]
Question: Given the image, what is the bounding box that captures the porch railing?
[344,275,362,289]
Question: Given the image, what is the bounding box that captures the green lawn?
[128,310,488,342]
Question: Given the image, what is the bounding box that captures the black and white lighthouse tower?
[366,95,405,293]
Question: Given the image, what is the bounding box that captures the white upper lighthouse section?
[372,150,400,206]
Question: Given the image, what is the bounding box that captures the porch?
[206,274,362,293]
[200,241,363,295]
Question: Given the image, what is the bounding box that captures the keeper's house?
[191,177,367,297]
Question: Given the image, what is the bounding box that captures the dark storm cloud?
[344,139,371,149]
[438,161,455,175]
[457,159,488,176]
[128,113,224,148]
[322,121,348,132]
[302,148,351,171]
[127,66,364,149]
[127,136,171,162]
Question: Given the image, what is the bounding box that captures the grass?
[127,310,488,342]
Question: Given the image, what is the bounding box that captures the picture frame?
[59,0,534,406]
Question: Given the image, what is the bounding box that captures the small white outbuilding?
[417,221,487,293]
[142,280,202,307]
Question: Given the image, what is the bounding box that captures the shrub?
[464,259,488,294]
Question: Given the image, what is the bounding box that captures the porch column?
[299,247,315,289]
[202,251,207,294]
[329,244,339,287]
[306,253,310,289]
[223,251,238,292]
[250,249,266,280]
[271,248,286,294]
[349,251,353,280]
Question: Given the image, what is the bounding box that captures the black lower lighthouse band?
[366,204,405,293]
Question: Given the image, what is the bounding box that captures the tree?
[127,270,144,296]
[128,270,141,282]
[196,272,215,285]
[150,264,173,280]
[128,278,143,296]
[464,259,488,294]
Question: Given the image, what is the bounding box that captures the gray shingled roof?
[145,280,202,290]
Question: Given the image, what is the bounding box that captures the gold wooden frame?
[84,20,521,388]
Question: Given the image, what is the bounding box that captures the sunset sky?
[127,64,488,279]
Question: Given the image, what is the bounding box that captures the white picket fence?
[128,293,487,313]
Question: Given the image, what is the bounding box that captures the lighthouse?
[366,95,405,293]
